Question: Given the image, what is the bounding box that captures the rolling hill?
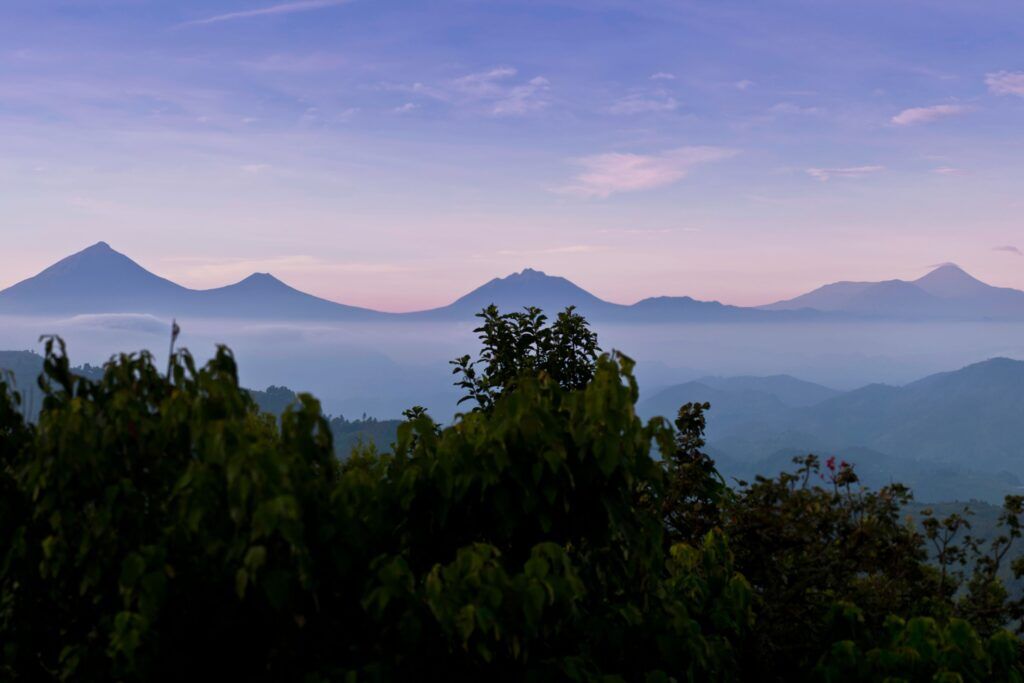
[641,357,1024,502]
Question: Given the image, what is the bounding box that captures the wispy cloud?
[994,245,1022,256]
[449,68,550,116]
[179,0,351,27]
[769,102,821,115]
[932,166,964,175]
[394,102,418,113]
[555,146,736,198]
[891,104,971,126]
[986,71,1024,97]
[735,80,754,91]
[609,93,678,114]
[650,72,676,81]
[806,165,884,182]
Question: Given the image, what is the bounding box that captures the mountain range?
[2,242,1024,322]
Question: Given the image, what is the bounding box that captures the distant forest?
[249,384,402,457]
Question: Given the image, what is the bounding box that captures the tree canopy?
[0,311,1023,681]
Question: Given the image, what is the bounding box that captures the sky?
[1,0,1023,311]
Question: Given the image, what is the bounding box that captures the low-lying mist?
[2,313,1023,420]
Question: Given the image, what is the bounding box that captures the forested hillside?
[248,384,402,456]
[640,360,1024,503]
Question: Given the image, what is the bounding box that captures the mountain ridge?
[641,357,1024,481]
[4,243,1024,322]
[762,263,1024,319]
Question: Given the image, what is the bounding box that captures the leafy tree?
[662,401,729,546]
[451,305,599,411]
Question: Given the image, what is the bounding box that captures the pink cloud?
[556,146,736,198]
[891,104,971,126]
[986,71,1024,97]
[806,165,884,182]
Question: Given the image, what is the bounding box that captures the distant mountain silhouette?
[4,244,1024,322]
[412,268,817,322]
[0,242,385,320]
[692,374,842,407]
[728,446,1018,505]
[638,374,839,434]
[412,268,618,319]
[187,272,383,320]
[763,264,1024,319]
[0,245,814,322]
[0,242,187,315]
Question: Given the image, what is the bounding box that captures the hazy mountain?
[4,244,1023,323]
[794,357,1024,471]
[692,375,841,407]
[914,263,995,299]
[639,374,838,421]
[0,242,385,321]
[413,267,819,322]
[723,446,1019,505]
[636,359,1024,502]
[0,245,812,323]
[186,272,384,320]
[0,242,188,315]
[639,381,790,430]
[416,268,617,319]
[621,295,813,322]
[763,264,1024,319]
[640,358,1024,497]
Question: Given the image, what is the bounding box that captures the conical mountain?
[416,268,621,319]
[0,242,187,314]
[194,272,385,320]
[763,264,1024,319]
[913,263,993,299]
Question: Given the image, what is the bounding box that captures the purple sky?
[2,0,1023,311]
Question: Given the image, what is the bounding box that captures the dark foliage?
[451,305,599,411]
[1,312,1023,681]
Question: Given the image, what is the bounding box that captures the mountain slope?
[191,273,385,320]
[683,358,1024,476]
[694,374,841,407]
